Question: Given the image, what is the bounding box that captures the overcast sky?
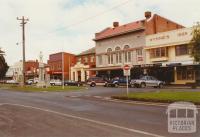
[1,0,200,65]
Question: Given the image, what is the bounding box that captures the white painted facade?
[95,31,146,68]
[70,62,90,82]
[6,61,23,81]
[145,27,198,84]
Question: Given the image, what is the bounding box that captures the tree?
[0,50,8,79]
[189,22,200,63]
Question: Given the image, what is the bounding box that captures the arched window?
[107,48,113,64]
[124,45,131,63]
[115,47,122,64]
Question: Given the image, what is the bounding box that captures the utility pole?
[17,16,29,86]
[62,52,65,89]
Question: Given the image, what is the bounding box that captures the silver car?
[130,76,165,88]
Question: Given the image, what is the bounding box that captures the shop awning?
[86,66,122,71]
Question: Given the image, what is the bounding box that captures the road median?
[111,91,200,105]
[0,84,84,92]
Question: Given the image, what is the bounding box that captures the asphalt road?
[0,86,199,137]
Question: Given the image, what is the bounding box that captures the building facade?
[6,61,23,81]
[6,60,39,81]
[145,27,200,85]
[71,47,96,82]
[94,12,184,79]
[25,60,39,79]
[48,52,76,80]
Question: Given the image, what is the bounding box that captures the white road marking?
[0,103,165,137]
[93,96,102,99]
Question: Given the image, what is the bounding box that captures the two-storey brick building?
[93,12,184,79]
[48,52,76,80]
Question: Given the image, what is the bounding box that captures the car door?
[145,76,152,86]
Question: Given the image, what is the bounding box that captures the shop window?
[177,70,195,80]
[175,45,188,56]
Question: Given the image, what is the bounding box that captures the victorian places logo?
[167,102,198,133]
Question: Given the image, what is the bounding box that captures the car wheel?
[115,83,119,88]
[65,83,68,86]
[130,84,135,88]
[90,83,96,87]
[140,83,146,88]
[159,83,164,88]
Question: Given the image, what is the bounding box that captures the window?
[78,57,81,62]
[90,56,95,62]
[98,55,102,65]
[107,48,113,64]
[84,57,88,63]
[136,49,143,56]
[150,47,168,58]
[177,70,195,80]
[175,45,188,56]
[124,45,131,63]
[115,47,122,64]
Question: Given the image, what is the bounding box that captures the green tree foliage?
[0,50,8,79]
[190,22,200,63]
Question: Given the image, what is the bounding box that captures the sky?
[1,0,200,65]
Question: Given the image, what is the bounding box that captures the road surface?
[0,87,199,137]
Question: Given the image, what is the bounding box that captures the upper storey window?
[124,45,131,63]
[107,48,113,64]
[115,47,122,64]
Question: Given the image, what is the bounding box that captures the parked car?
[50,79,62,86]
[87,77,108,87]
[64,80,82,87]
[6,80,18,84]
[106,77,132,87]
[26,79,34,85]
[130,76,165,88]
[33,78,39,84]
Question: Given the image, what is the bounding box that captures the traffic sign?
[123,64,131,70]
[123,65,131,76]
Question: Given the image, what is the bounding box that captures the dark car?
[106,77,132,87]
[87,77,108,87]
[64,80,82,87]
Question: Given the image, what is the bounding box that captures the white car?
[6,80,18,84]
[50,79,62,86]
[131,76,165,88]
[26,79,34,85]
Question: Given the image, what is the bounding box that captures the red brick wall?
[25,60,39,72]
[146,14,184,35]
[48,52,76,80]
[73,54,96,67]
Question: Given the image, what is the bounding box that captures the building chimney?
[145,11,151,19]
[113,22,119,28]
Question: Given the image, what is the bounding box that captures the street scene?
[0,0,200,137]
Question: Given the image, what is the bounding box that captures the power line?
[46,0,133,36]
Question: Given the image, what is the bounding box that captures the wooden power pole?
[17,16,29,86]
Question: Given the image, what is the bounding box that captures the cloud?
[0,0,200,65]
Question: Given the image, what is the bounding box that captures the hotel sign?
[146,28,193,47]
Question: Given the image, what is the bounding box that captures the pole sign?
[123,64,131,76]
